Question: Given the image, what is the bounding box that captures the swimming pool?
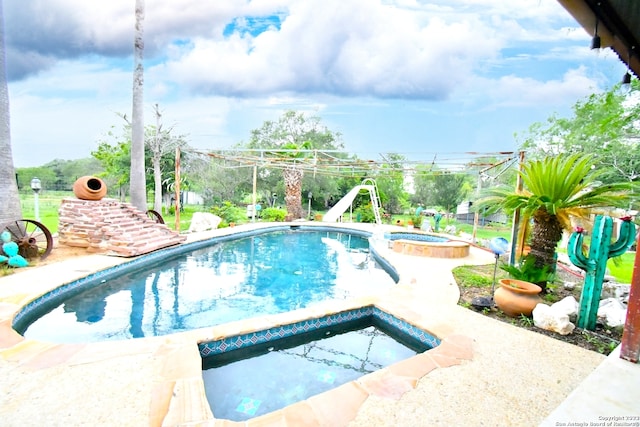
[14,227,397,343]
[201,306,436,421]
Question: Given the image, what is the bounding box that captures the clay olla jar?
[73,176,107,201]
[494,279,542,317]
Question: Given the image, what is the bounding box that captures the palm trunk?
[0,1,22,223]
[530,210,564,291]
[130,0,147,211]
[283,166,303,219]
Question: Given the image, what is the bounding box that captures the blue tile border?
[198,306,440,358]
[12,225,399,335]
[383,232,448,243]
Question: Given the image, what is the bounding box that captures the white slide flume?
[322,185,375,223]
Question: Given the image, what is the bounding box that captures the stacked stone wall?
[58,198,186,257]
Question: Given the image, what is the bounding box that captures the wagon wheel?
[146,209,165,224]
[1,219,54,260]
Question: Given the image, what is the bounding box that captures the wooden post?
[174,146,180,232]
[621,229,640,363]
[252,164,257,222]
[509,151,525,265]
[472,175,481,244]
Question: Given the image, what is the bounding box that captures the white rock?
[533,303,576,336]
[597,298,627,328]
[187,212,221,233]
[552,296,579,317]
[601,282,631,301]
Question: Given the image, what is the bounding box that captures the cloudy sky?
[5,0,627,167]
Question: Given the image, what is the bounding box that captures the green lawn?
[607,253,635,284]
[18,192,204,234]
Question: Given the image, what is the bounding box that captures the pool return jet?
[471,237,509,310]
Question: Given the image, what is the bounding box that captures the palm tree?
[476,153,635,290]
[0,0,22,223]
[130,0,147,211]
[278,141,311,219]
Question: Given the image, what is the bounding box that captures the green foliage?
[210,202,246,226]
[261,207,287,222]
[354,204,376,223]
[373,153,409,215]
[518,79,640,184]
[499,255,554,284]
[16,158,105,192]
[518,314,534,327]
[431,172,471,214]
[581,330,620,354]
[410,214,423,228]
[476,153,636,280]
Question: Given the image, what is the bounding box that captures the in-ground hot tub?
[386,232,470,258]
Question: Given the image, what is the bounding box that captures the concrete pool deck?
[0,222,638,426]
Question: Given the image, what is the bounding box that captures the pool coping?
[0,222,614,426]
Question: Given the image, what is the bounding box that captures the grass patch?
[451,264,501,288]
[607,253,634,284]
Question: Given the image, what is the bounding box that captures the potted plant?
[494,255,547,316]
[410,214,423,229]
[493,278,542,317]
[499,254,554,288]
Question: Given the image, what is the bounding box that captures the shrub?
[410,214,423,228]
[354,205,376,223]
[499,254,555,285]
[210,202,246,226]
[261,207,287,222]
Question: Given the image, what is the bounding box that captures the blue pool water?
[202,316,428,421]
[19,230,396,343]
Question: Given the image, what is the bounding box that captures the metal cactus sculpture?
[568,215,636,330]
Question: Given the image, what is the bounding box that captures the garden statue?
[434,211,443,232]
[0,230,29,268]
[567,215,635,330]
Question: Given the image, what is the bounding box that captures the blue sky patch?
[223,15,282,38]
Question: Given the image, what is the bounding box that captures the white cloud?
[5,0,628,167]
[466,66,602,109]
[159,0,503,99]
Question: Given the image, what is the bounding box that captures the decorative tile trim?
[198,306,440,358]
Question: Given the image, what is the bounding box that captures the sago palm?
[476,153,635,290]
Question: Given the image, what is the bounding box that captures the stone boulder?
[188,212,222,233]
[597,298,627,328]
[533,298,577,336]
[601,282,631,303]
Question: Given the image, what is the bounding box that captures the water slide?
[322,185,375,223]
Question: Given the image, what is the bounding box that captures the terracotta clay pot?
[494,279,542,317]
[73,176,107,201]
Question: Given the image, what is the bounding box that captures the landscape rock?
[533,303,576,336]
[188,213,221,233]
[597,298,627,328]
[552,296,579,318]
[601,282,630,302]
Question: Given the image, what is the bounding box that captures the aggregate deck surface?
[0,222,637,426]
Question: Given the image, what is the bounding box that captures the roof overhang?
[557,0,639,76]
